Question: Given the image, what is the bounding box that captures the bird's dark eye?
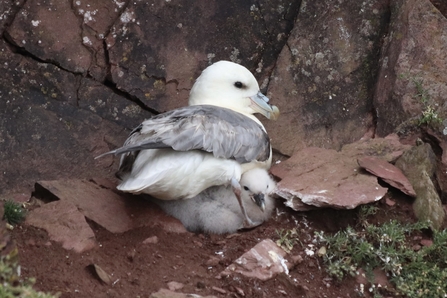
[243,186,249,191]
[234,81,243,88]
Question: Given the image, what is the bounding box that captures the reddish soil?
[11,188,435,298]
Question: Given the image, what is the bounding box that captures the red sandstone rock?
[219,239,293,281]
[26,200,97,253]
[358,156,416,197]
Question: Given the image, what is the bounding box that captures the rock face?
[0,0,299,194]
[395,142,446,230]
[6,0,91,74]
[106,0,300,112]
[263,0,390,155]
[0,0,446,222]
[0,37,147,194]
[374,0,447,136]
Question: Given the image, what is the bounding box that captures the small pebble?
[235,286,245,296]
[412,244,421,251]
[385,198,396,206]
[206,256,220,266]
[26,239,36,246]
[127,249,136,261]
[193,240,203,247]
[212,286,226,294]
[142,236,158,244]
[291,254,304,265]
[420,239,433,247]
[167,281,184,291]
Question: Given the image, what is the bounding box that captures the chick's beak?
[249,92,280,121]
[252,193,266,212]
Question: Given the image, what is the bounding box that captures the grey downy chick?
[151,168,276,234]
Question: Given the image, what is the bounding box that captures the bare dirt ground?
[11,187,438,298]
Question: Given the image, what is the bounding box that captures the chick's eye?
[234,81,243,88]
[243,186,249,191]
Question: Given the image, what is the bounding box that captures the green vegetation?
[274,203,447,297]
[398,74,443,127]
[411,78,430,105]
[409,76,442,126]
[411,77,442,126]
[314,205,447,298]
[3,200,26,226]
[0,201,57,297]
[0,258,59,298]
[419,105,442,126]
[275,228,297,253]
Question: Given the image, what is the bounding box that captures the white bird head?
[189,61,279,120]
[240,168,276,212]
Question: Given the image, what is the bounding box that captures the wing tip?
[94,150,116,159]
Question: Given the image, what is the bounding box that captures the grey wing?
[98,105,270,163]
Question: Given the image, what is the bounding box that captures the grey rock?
[107,0,299,112]
[412,170,445,230]
[262,0,390,155]
[374,0,447,136]
[26,200,97,253]
[395,143,437,178]
[425,128,447,202]
[6,0,93,74]
[395,142,445,230]
[0,39,129,194]
[0,0,25,33]
[78,78,149,130]
[72,0,128,81]
[5,0,126,80]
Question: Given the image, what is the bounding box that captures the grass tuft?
[314,205,446,297]
[3,200,26,225]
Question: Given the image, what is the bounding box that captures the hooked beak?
[249,92,280,121]
[251,193,266,212]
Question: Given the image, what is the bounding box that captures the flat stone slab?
[271,136,410,210]
[35,178,187,234]
[272,147,387,210]
[26,200,97,253]
[358,156,416,197]
[219,239,292,281]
